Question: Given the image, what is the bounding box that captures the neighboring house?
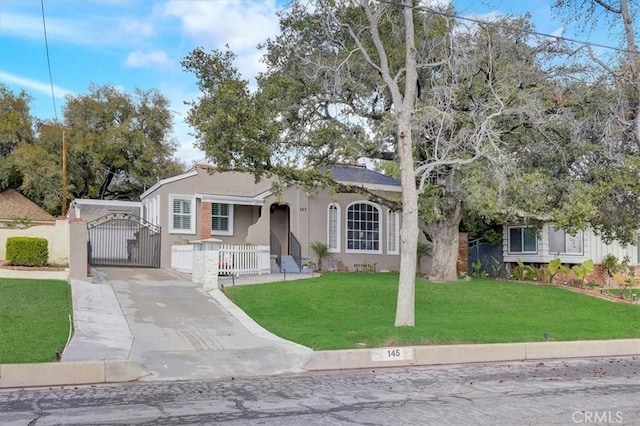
[140,164,424,272]
[0,189,55,227]
[503,224,640,266]
[0,189,69,265]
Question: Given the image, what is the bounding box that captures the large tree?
[184,1,560,326]
[63,85,184,201]
[0,84,184,214]
[550,0,640,244]
[0,84,34,190]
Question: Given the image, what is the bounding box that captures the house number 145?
[371,347,413,362]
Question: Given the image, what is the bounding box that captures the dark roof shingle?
[330,164,401,187]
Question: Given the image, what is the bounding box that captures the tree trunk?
[359,0,419,327]
[394,114,419,327]
[99,167,116,200]
[426,205,461,282]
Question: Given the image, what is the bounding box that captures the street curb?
[0,360,143,389]
[302,339,640,371]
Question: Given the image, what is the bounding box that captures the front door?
[270,204,290,255]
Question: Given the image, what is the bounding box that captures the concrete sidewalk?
[62,279,133,362]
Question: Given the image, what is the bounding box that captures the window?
[387,210,399,255]
[211,203,233,236]
[508,226,537,253]
[549,227,583,254]
[146,195,159,226]
[169,195,195,234]
[327,204,340,252]
[346,202,381,253]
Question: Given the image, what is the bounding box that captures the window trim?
[548,227,584,256]
[507,226,538,254]
[211,202,234,236]
[169,195,195,234]
[387,209,399,255]
[327,203,341,253]
[345,201,383,254]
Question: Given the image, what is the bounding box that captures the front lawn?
[0,278,72,363]
[224,273,640,350]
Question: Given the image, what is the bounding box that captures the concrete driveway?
[65,267,312,381]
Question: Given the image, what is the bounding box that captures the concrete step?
[279,255,301,273]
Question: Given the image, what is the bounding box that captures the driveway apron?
[93,267,312,381]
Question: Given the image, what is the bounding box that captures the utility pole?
[61,129,67,216]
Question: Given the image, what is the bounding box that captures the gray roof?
[330,165,401,187]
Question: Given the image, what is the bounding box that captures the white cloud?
[0,11,154,47]
[160,0,280,80]
[125,50,171,68]
[551,27,565,38]
[0,71,73,99]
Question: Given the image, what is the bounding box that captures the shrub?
[6,237,48,267]
[572,259,594,288]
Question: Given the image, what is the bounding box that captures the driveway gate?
[87,213,161,268]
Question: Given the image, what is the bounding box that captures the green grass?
[224,273,640,350]
[0,278,72,363]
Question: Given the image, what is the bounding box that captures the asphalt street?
[2,357,640,425]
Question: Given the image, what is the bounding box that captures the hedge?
[6,237,48,267]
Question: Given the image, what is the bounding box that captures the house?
[503,223,640,267]
[140,164,423,272]
[0,189,55,227]
[0,189,69,265]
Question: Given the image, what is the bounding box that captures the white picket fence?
[171,244,270,276]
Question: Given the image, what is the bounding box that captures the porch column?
[191,238,221,291]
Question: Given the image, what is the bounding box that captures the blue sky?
[0,0,614,164]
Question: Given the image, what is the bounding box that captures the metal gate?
[468,238,504,278]
[87,213,161,268]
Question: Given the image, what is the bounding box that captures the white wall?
[0,219,70,265]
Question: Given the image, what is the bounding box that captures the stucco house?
[140,164,422,272]
[503,223,640,267]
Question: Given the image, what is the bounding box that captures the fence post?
[191,238,222,290]
[69,219,90,279]
[191,240,204,285]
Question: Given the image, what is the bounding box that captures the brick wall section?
[586,265,608,287]
[200,202,211,239]
[457,232,468,276]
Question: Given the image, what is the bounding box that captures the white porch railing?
[171,244,270,276]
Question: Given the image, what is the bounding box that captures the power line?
[374,0,639,56]
[40,0,58,121]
